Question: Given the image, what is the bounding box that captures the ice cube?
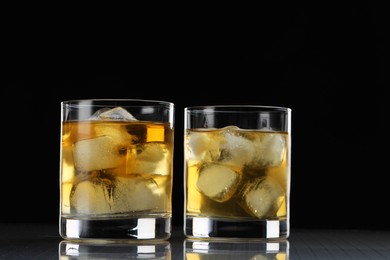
[70,176,160,215]
[219,129,255,166]
[252,133,286,169]
[240,177,285,218]
[70,180,113,215]
[113,176,160,212]
[196,164,241,202]
[91,106,138,121]
[186,130,220,162]
[88,107,110,120]
[127,143,170,175]
[73,136,125,172]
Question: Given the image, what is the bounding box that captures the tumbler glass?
[60,99,174,241]
[184,105,291,240]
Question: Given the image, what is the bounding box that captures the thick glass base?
[60,216,171,241]
[184,216,288,240]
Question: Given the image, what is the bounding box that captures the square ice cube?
[252,133,286,169]
[113,176,160,212]
[186,130,220,162]
[90,106,138,121]
[240,177,285,218]
[219,130,255,166]
[73,136,125,172]
[70,180,113,215]
[196,164,241,202]
[127,143,170,176]
[70,176,161,215]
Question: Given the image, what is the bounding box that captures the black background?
[2,4,386,231]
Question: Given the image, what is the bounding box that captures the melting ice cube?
[90,106,138,121]
[251,133,286,169]
[73,136,125,172]
[70,179,113,215]
[70,176,160,215]
[73,107,138,172]
[186,130,220,162]
[113,176,160,212]
[219,128,255,166]
[127,143,170,175]
[240,177,284,218]
[196,164,241,202]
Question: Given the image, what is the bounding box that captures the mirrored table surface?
[1,223,389,259]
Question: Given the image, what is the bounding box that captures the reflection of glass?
[60,99,175,241]
[59,240,171,259]
[184,239,289,259]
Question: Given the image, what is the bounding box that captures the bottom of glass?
[184,216,289,240]
[60,216,171,241]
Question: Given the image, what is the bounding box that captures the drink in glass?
[184,105,291,239]
[60,99,174,240]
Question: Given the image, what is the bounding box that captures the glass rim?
[61,98,174,106]
[185,105,291,112]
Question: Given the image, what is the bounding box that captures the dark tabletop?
[1,223,389,259]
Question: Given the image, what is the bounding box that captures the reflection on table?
[1,223,389,259]
[59,240,171,259]
[184,239,289,259]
